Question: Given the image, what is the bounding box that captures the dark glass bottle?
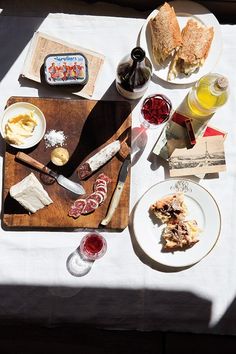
[116,47,152,100]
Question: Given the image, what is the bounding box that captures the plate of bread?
[133,179,221,268]
[139,1,222,84]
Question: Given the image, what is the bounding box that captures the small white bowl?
[0,102,46,149]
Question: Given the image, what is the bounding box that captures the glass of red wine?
[140,94,172,129]
[66,232,107,277]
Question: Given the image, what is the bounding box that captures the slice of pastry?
[150,192,188,224]
[168,18,214,80]
[149,2,182,65]
[162,220,200,251]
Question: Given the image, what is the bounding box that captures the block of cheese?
[10,172,53,213]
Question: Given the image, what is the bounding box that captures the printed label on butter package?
[44,53,88,86]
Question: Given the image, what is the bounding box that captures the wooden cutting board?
[2,96,132,231]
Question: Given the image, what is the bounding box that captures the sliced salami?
[95,190,107,202]
[73,198,87,209]
[95,184,107,193]
[97,173,111,184]
[89,191,104,205]
[82,198,98,214]
[68,173,111,219]
[68,199,86,218]
[94,179,106,188]
[95,190,107,201]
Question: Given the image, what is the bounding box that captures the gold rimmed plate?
[133,179,221,268]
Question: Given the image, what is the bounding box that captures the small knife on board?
[16,152,85,195]
[100,156,131,226]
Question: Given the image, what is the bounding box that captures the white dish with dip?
[0,102,46,149]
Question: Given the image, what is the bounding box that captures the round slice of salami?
[95,186,107,199]
[68,199,87,218]
[94,178,106,187]
[95,190,107,202]
[97,173,111,184]
[73,198,87,210]
[95,184,107,193]
[68,206,82,218]
[89,191,104,205]
[81,197,99,215]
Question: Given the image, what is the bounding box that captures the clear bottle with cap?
[187,73,229,117]
[116,47,152,100]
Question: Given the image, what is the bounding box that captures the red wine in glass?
[141,94,172,128]
[66,232,107,277]
[80,233,107,261]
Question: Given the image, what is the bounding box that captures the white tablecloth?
[0,2,236,335]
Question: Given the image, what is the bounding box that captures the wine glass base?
[66,251,94,277]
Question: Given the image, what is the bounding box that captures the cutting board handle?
[16,152,51,174]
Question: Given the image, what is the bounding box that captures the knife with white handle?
[16,152,85,195]
[100,157,130,226]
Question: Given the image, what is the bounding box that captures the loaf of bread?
[149,2,182,65]
[168,18,214,80]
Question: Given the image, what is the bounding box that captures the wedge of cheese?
[10,173,53,213]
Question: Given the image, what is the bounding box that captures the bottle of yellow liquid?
[187,73,229,117]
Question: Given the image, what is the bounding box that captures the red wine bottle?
[116,47,152,100]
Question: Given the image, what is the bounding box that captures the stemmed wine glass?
[66,232,107,277]
[140,93,172,128]
[132,94,172,155]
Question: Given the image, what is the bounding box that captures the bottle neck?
[125,48,145,80]
[131,47,146,63]
[211,77,228,95]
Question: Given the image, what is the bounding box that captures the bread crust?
[150,192,188,224]
[178,19,213,63]
[149,2,182,65]
[161,220,200,251]
[168,18,214,79]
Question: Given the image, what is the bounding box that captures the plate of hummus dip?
[0,102,46,149]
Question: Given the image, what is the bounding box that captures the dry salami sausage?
[78,141,120,180]
[68,173,111,219]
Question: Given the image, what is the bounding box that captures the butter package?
[44,53,88,86]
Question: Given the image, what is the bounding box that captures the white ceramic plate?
[0,102,46,149]
[133,179,221,267]
[139,0,222,84]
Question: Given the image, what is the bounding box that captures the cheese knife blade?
[16,152,85,195]
[100,156,130,226]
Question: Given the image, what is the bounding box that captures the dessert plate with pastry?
[139,1,222,84]
[133,179,221,268]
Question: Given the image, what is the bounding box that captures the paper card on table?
[152,110,227,159]
[21,31,105,99]
[168,135,226,177]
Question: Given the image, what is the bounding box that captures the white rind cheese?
[10,173,53,213]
